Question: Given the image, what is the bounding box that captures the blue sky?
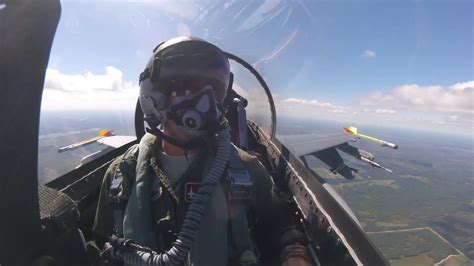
[43,0,473,136]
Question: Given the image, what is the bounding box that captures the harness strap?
[150,156,179,203]
[109,168,127,236]
[226,147,257,264]
[113,210,124,237]
[107,145,139,237]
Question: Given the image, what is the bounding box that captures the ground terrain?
[39,112,474,264]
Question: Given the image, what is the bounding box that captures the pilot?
[93,36,310,266]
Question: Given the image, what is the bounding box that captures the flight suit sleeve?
[93,145,138,247]
[92,158,121,245]
[237,149,273,220]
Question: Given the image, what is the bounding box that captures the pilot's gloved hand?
[278,225,310,265]
[100,242,123,265]
[239,249,260,266]
[281,244,311,266]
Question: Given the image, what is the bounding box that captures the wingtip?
[99,129,114,136]
[343,127,354,134]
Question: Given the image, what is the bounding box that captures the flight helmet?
[139,36,231,140]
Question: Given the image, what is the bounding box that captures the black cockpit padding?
[38,186,80,231]
[0,0,61,263]
[37,186,89,265]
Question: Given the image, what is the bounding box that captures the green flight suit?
[93,133,303,265]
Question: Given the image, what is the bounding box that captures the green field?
[391,253,435,266]
[367,228,470,265]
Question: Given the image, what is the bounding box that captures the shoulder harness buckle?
[227,148,253,204]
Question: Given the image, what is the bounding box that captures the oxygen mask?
[167,85,220,138]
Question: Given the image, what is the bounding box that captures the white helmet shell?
[139,37,230,129]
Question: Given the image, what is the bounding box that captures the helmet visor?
[150,41,230,100]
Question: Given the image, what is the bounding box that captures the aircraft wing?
[78,135,136,166]
[278,133,352,157]
[97,136,137,148]
[278,133,392,179]
[58,135,105,153]
[58,133,136,166]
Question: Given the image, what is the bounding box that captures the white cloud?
[448,115,459,121]
[275,97,353,122]
[363,81,474,114]
[274,81,473,136]
[375,109,396,114]
[282,97,347,111]
[42,67,138,110]
[41,68,473,136]
[45,66,136,92]
[449,80,474,91]
[361,49,376,59]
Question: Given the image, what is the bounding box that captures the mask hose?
[112,121,231,266]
